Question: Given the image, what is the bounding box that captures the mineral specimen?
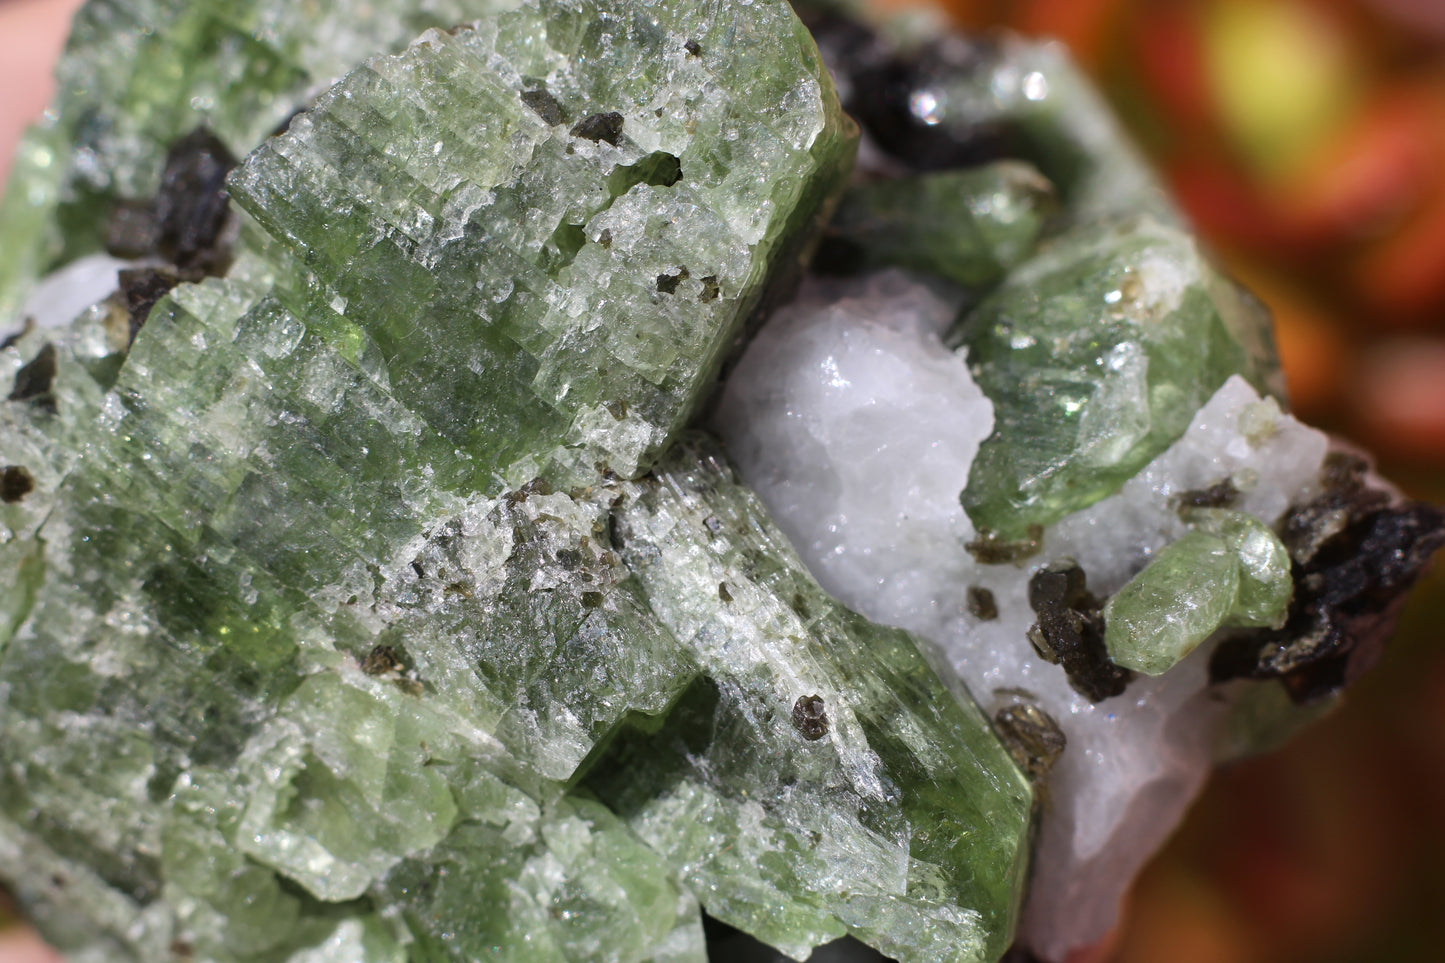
[1,1,1441,963]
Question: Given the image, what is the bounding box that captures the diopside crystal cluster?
[0,1,1439,962]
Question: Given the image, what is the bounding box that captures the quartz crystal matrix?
[2,2,1442,963]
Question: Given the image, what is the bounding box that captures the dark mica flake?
[966,523,1044,564]
[104,199,160,259]
[966,585,998,620]
[1211,455,1445,702]
[993,702,1066,781]
[800,4,1015,173]
[118,268,182,345]
[570,111,625,146]
[684,39,702,56]
[1026,559,1132,702]
[0,318,33,352]
[791,694,829,740]
[1175,478,1241,512]
[656,267,689,294]
[8,342,58,413]
[153,127,238,272]
[360,644,405,676]
[1,464,35,503]
[521,87,566,126]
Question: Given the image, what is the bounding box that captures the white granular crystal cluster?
[715,269,1333,959]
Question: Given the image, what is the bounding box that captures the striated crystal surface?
[949,214,1284,539]
[4,3,1442,963]
[0,0,510,321]
[590,437,1032,963]
[227,0,856,481]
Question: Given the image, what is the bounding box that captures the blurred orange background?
[2,0,1444,961]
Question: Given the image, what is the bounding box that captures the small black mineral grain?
[1026,559,1132,702]
[118,268,182,345]
[0,318,33,352]
[1,465,35,503]
[570,111,625,146]
[792,694,829,740]
[656,267,688,294]
[153,127,238,272]
[8,342,58,413]
[521,87,565,126]
[993,702,1066,781]
[967,585,998,620]
[1175,477,1240,512]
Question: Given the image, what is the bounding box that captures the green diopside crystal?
[589,437,1033,963]
[1,3,1032,961]
[1185,508,1294,628]
[0,271,702,958]
[226,1,857,481]
[1104,511,1293,676]
[949,215,1283,539]
[385,794,705,963]
[824,161,1055,288]
[0,0,507,320]
[1102,531,1240,676]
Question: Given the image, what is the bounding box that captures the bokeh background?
[2,0,1443,960]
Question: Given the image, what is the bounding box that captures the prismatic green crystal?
[949,215,1283,539]
[1186,508,1294,628]
[589,437,1033,963]
[0,0,511,320]
[0,2,1042,961]
[1104,512,1293,676]
[226,1,856,481]
[822,162,1055,288]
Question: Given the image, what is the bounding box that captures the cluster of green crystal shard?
[0,1,1039,961]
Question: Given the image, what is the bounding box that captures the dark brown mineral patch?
[118,268,182,345]
[8,342,58,413]
[1211,454,1445,703]
[1026,559,1132,702]
[967,585,998,620]
[993,702,1066,781]
[791,694,829,740]
[1,465,35,503]
[570,111,625,146]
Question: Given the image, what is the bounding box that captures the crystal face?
[2,2,1442,963]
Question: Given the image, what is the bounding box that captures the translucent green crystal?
[0,0,507,319]
[226,1,856,481]
[1104,510,1293,676]
[589,436,1033,963]
[0,3,1037,961]
[824,161,1055,288]
[1103,531,1240,676]
[386,795,704,963]
[949,216,1283,539]
[1185,508,1293,628]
